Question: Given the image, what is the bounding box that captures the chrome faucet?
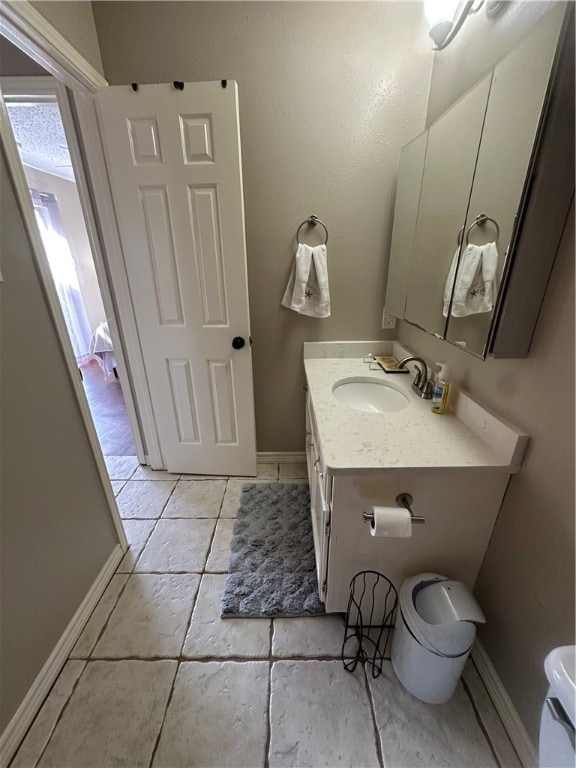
[397,356,434,399]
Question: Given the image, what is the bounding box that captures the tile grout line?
[264,662,273,767]
[362,665,385,768]
[203,477,228,561]
[264,620,274,768]
[147,660,180,768]
[7,660,87,768]
[462,674,504,768]
[120,515,162,574]
[126,479,189,574]
[177,479,229,654]
[20,469,312,765]
[84,653,363,663]
[20,467,168,761]
[79,574,132,660]
[29,660,88,768]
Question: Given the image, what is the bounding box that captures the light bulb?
[423,0,460,28]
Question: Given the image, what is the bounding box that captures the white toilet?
[539,645,575,768]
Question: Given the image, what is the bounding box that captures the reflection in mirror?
[445,9,563,356]
[404,74,491,338]
[384,131,427,320]
[387,4,566,359]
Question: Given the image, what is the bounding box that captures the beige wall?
[398,3,574,743]
[30,0,104,76]
[24,164,107,334]
[0,37,46,76]
[425,0,561,125]
[92,0,433,451]
[0,151,119,730]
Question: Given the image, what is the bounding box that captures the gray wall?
[0,151,119,730]
[92,1,433,451]
[30,0,104,76]
[398,3,575,743]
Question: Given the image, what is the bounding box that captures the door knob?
[232,336,245,350]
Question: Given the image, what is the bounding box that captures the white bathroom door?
[96,81,256,475]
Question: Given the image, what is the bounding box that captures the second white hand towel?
[281,243,331,318]
[443,242,499,317]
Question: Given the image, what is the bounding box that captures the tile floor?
[10,460,521,768]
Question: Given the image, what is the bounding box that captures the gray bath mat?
[220,483,325,618]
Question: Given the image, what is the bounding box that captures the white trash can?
[391,573,486,704]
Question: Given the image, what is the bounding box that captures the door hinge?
[324,518,330,537]
[322,578,328,596]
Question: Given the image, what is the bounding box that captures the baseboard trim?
[0,544,124,767]
[472,640,538,768]
[257,451,306,463]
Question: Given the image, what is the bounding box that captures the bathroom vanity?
[304,342,528,613]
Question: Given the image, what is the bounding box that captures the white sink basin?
[332,377,410,414]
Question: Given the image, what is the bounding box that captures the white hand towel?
[443,242,499,317]
[443,246,462,317]
[281,243,331,318]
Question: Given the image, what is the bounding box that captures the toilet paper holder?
[362,494,425,525]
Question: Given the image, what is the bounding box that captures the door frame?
[0,1,106,92]
[0,98,128,548]
[2,74,149,465]
[0,1,164,468]
[0,3,162,545]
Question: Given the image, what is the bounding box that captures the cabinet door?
[311,466,331,601]
[306,394,331,601]
[445,9,562,356]
[384,131,428,320]
[405,75,492,337]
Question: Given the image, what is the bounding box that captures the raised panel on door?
[405,75,492,337]
[97,82,256,475]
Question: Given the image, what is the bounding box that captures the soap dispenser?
[431,364,450,414]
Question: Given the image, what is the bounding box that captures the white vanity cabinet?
[304,344,529,614]
[306,394,510,613]
[306,393,332,602]
[322,469,510,613]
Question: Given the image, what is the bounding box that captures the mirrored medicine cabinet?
[384,5,573,359]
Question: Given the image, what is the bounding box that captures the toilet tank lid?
[545,646,576,726]
[414,580,486,625]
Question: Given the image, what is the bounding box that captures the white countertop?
[304,342,528,475]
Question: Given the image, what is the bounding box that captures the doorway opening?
[4,82,137,459]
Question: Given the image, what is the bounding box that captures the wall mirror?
[384,6,567,359]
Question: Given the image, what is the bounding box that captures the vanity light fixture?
[423,0,510,50]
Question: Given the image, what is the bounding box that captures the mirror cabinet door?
[404,74,492,338]
[384,131,428,320]
[445,9,563,356]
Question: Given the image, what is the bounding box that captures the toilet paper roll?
[370,506,412,538]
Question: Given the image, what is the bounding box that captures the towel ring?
[296,214,329,245]
[457,214,500,246]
